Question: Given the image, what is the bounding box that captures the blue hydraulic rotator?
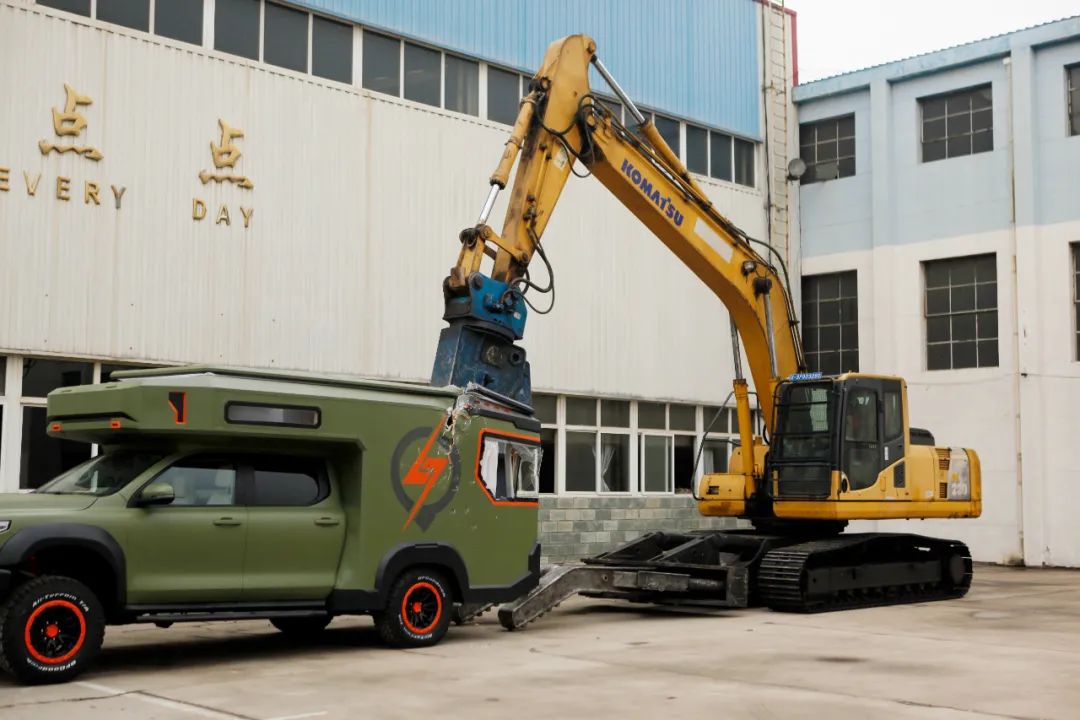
[430,270,532,405]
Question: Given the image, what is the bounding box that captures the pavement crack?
[132,690,262,720]
[0,691,136,711]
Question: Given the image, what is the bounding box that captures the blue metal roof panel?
[291,0,762,138]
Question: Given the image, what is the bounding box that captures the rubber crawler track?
[758,535,973,613]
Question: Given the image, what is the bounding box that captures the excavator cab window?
[770,381,836,498]
[842,388,880,490]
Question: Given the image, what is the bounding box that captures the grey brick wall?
[538,495,743,564]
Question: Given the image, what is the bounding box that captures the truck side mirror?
[138,482,175,507]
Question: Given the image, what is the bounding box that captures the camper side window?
[478,436,541,502]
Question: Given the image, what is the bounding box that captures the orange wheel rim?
[24,599,86,665]
[400,581,442,635]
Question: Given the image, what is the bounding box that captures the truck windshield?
[774,382,833,462]
[36,451,165,496]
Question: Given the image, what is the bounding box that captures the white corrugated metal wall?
[0,2,768,401]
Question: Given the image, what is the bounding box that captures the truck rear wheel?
[0,575,105,684]
[374,570,451,648]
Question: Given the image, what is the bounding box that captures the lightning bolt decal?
[400,424,450,531]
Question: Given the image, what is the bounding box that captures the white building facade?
[0,0,797,560]
[793,17,1080,566]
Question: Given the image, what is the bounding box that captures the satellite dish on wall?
[786,157,807,181]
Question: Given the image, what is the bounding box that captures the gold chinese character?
[39,83,103,161]
[199,119,253,189]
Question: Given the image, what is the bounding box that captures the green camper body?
[0,367,540,683]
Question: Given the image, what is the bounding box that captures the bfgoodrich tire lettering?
[0,576,105,685]
[375,570,451,648]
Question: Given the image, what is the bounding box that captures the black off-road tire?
[269,616,332,635]
[0,575,106,685]
[374,570,452,648]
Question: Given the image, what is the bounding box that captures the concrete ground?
[0,565,1077,719]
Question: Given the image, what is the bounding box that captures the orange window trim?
[474,428,541,507]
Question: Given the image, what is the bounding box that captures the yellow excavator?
[430,35,981,624]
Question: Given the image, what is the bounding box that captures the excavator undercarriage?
[498,530,972,629]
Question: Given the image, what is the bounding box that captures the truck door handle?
[314,517,341,527]
[213,516,243,527]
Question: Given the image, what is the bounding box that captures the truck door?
[240,455,345,601]
[125,455,247,603]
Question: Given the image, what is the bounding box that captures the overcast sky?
[786,1,1080,82]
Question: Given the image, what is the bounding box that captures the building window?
[700,130,754,188]
[154,0,202,46]
[263,2,308,73]
[403,42,440,107]
[925,254,998,370]
[652,113,681,158]
[533,394,557,494]
[565,397,631,493]
[710,131,732,182]
[1073,244,1080,360]
[685,124,708,175]
[312,16,352,84]
[799,114,855,183]
[1068,64,1080,136]
[444,55,479,116]
[214,0,260,61]
[487,66,521,125]
[638,402,697,494]
[920,85,993,162]
[802,271,859,374]
[37,0,90,17]
[97,0,149,31]
[733,137,755,187]
[362,31,400,96]
[19,358,95,489]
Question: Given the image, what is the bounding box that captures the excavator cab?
[756,373,982,521]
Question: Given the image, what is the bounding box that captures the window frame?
[224,401,322,429]
[262,0,310,74]
[136,454,243,508]
[923,253,999,371]
[248,455,331,507]
[563,397,634,495]
[1072,243,1080,361]
[1068,63,1080,137]
[799,114,856,184]
[476,430,542,504]
[918,84,994,163]
[802,271,859,374]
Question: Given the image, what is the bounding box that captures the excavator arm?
[432,35,803,440]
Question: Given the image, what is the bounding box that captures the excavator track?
[758,534,972,613]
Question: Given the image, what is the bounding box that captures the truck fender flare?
[0,523,126,606]
[374,542,469,603]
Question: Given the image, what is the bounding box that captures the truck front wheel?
[0,575,105,684]
[374,570,451,648]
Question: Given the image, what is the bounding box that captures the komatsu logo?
[620,158,685,227]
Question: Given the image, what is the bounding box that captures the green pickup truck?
[0,367,541,684]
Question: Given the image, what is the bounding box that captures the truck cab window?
[155,458,237,506]
[251,458,326,506]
